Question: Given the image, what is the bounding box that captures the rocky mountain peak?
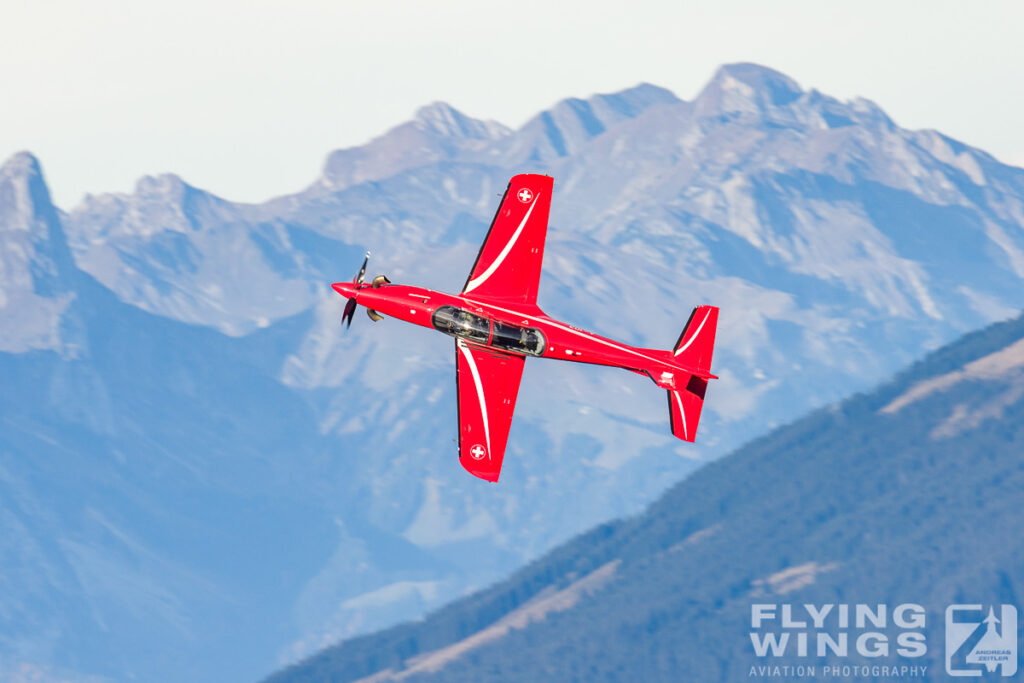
[0,151,74,271]
[0,149,44,180]
[694,62,803,117]
[0,151,59,232]
[413,101,510,140]
[0,151,78,352]
[581,82,680,118]
[513,83,681,160]
[69,171,239,244]
[133,172,189,199]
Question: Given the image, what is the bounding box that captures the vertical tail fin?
[672,305,718,376]
[667,306,718,443]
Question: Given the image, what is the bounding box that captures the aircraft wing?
[455,339,526,482]
[462,174,553,307]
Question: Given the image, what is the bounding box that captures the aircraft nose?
[332,282,356,298]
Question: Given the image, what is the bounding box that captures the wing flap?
[456,340,525,482]
[462,174,552,306]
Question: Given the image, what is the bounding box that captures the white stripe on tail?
[667,306,719,442]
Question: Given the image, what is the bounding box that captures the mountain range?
[1,62,1022,681]
[268,304,1024,683]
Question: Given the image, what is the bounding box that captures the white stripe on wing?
[463,193,540,295]
[458,340,491,458]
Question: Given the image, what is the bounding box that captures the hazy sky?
[2,0,1022,208]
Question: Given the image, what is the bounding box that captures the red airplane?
[333,174,718,483]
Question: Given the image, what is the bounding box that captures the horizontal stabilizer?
[668,375,708,443]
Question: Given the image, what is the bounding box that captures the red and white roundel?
[469,444,487,460]
[516,188,533,203]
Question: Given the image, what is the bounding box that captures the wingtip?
[460,457,500,482]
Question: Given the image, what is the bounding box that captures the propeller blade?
[342,298,357,328]
[355,251,370,285]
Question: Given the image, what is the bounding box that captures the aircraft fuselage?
[332,281,696,391]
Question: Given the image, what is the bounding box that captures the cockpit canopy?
[431,305,545,356]
[432,306,490,344]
